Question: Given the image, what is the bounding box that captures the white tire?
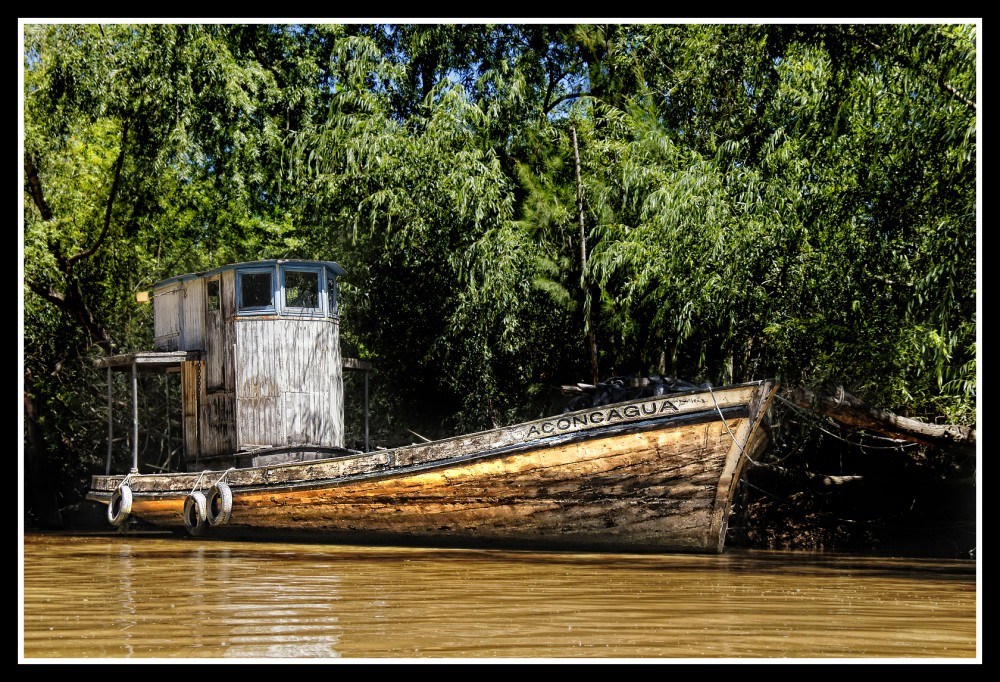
[183,491,209,536]
[207,481,233,527]
[107,484,133,527]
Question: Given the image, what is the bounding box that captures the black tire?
[563,394,593,413]
[207,482,233,527]
[183,491,209,536]
[107,484,133,527]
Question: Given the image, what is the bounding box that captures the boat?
[86,259,778,554]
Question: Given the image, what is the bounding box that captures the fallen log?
[786,384,976,453]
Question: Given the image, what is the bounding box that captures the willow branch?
[70,119,129,266]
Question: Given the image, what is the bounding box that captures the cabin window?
[283,269,321,313]
[237,268,276,313]
[206,279,220,312]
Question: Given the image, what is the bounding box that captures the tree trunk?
[786,384,976,453]
[570,122,599,385]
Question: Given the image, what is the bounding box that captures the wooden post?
[131,361,139,473]
[164,373,173,471]
[364,369,369,453]
[106,366,113,475]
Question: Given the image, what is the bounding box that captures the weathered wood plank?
[234,317,343,450]
[181,360,200,460]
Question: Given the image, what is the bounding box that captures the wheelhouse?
[99,260,370,475]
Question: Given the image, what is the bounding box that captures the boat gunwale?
[87,379,776,501]
[87,403,756,500]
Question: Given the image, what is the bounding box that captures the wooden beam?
[97,351,202,371]
[342,357,372,371]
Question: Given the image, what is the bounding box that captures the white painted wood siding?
[179,278,205,350]
[234,317,343,449]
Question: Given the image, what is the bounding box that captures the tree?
[22,23,331,525]
[23,23,976,550]
[577,24,975,422]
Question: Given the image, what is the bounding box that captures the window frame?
[235,266,278,315]
[280,265,326,318]
[205,277,221,313]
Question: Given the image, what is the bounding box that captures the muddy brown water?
[20,532,978,661]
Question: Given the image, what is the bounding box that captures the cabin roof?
[152,259,346,289]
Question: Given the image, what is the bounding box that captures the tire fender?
[107,484,133,527]
[184,491,209,536]
[207,481,233,527]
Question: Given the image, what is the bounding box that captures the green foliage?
[22,22,977,526]
[22,23,346,515]
[573,24,976,422]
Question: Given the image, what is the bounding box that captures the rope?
[189,468,234,495]
[214,467,236,486]
[115,471,135,491]
[190,470,212,494]
[707,384,756,464]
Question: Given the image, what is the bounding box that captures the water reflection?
[21,532,978,660]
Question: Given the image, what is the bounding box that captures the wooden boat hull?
[87,380,777,554]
